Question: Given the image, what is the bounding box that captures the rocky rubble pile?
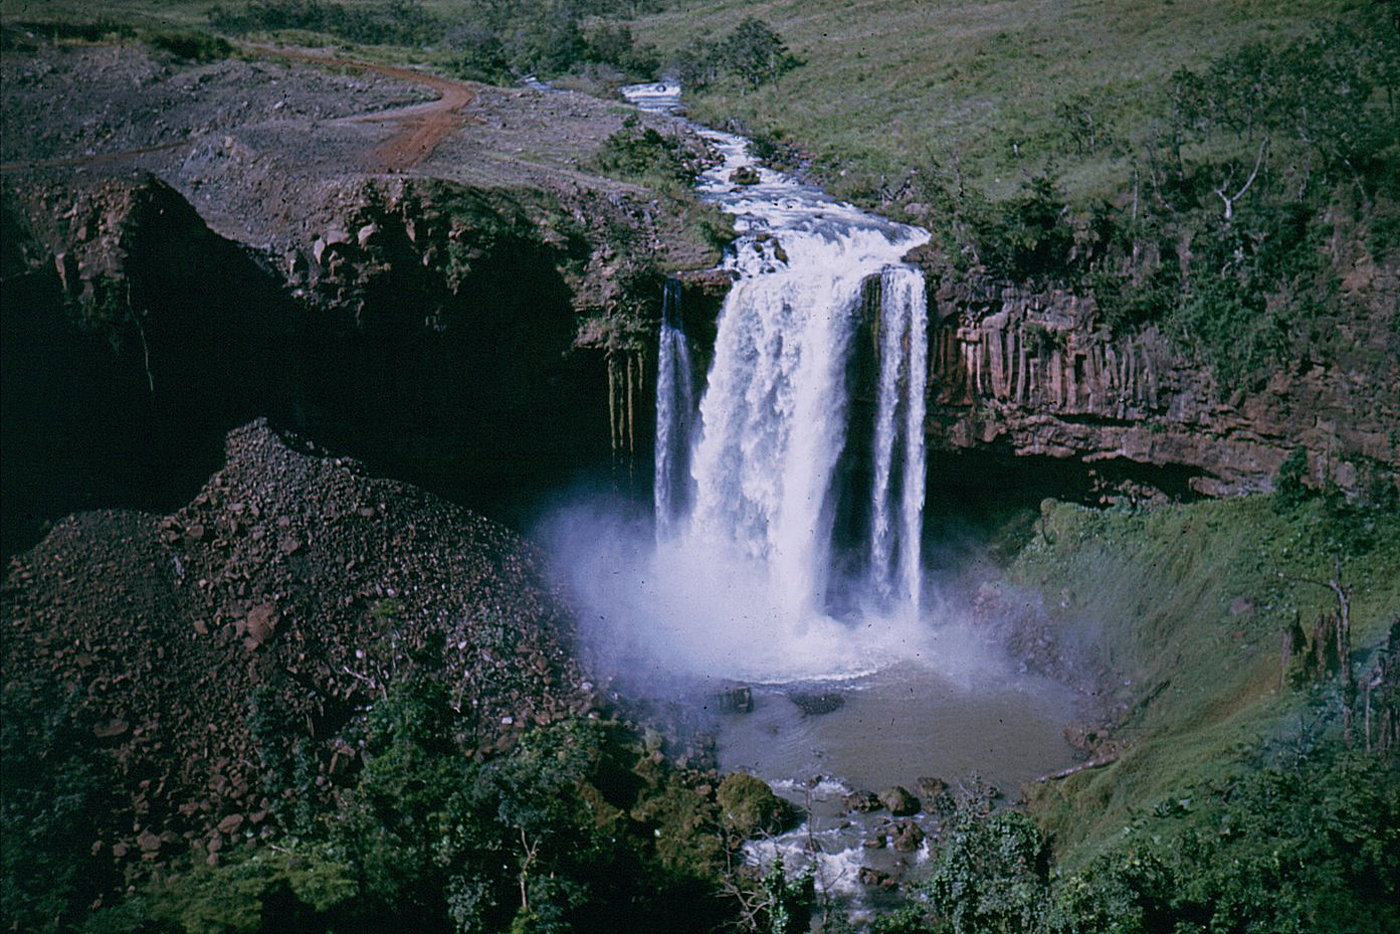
[1,420,588,875]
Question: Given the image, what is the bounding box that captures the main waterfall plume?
[544,83,937,683]
[667,124,932,626]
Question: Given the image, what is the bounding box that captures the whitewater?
[570,83,939,684]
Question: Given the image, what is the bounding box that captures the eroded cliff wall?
[918,260,1399,500]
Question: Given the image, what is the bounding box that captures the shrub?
[143,29,234,62]
[82,847,358,934]
[923,800,1052,934]
[1273,448,1311,511]
[594,117,696,186]
[2,681,119,933]
[668,18,798,92]
[209,0,439,47]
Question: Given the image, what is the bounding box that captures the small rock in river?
[879,786,920,816]
[787,690,844,716]
[843,790,881,812]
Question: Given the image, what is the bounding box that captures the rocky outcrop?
[0,419,589,877]
[920,267,1400,498]
[1,172,664,556]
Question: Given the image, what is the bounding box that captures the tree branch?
[1215,136,1270,220]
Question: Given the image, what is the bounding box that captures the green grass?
[628,0,1371,203]
[1004,494,1400,864]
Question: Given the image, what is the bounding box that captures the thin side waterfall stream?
[654,277,694,542]
[545,82,1078,909]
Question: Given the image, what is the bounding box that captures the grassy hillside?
[1005,492,1400,862]
[635,0,1399,392]
[629,0,1377,200]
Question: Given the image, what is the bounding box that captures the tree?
[719,18,798,90]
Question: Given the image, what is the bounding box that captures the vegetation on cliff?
[632,0,1398,389]
[930,476,1400,933]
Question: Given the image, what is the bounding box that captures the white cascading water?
[654,277,694,542]
[868,266,928,611]
[556,83,936,681]
[545,86,1080,904]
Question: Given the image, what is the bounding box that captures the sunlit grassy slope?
[630,0,1371,201]
[1005,494,1400,863]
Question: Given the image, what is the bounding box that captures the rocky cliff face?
[917,257,1400,500]
[1,169,687,556]
[1,38,727,556]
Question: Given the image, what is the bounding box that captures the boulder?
[879,786,920,816]
[729,166,760,186]
[787,690,844,716]
[709,682,753,714]
[890,819,924,852]
[915,775,948,800]
[717,772,795,837]
[843,790,881,812]
[245,604,276,646]
[858,866,897,889]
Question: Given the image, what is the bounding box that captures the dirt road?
[262,49,478,172]
[0,46,476,174]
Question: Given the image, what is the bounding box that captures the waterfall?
[654,278,694,541]
[868,266,928,613]
[686,253,864,616]
[673,223,929,623]
[625,80,935,672]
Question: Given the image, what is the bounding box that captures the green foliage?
[671,18,798,92]
[899,10,1385,388]
[369,595,403,627]
[584,22,659,77]
[1274,448,1311,511]
[1,682,118,934]
[209,0,439,47]
[9,17,135,44]
[1267,450,1400,555]
[246,684,319,834]
[594,116,696,186]
[923,787,1052,934]
[1049,748,1400,934]
[445,20,511,83]
[758,857,814,934]
[1009,493,1400,860]
[971,174,1078,285]
[89,668,740,933]
[645,2,1395,390]
[83,847,358,934]
[441,1,662,83]
[879,745,1399,934]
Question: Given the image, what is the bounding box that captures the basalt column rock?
[919,268,1400,499]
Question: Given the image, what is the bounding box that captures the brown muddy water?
[713,660,1078,915]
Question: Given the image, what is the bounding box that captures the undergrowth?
[875,742,1400,934]
[1006,488,1400,862]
